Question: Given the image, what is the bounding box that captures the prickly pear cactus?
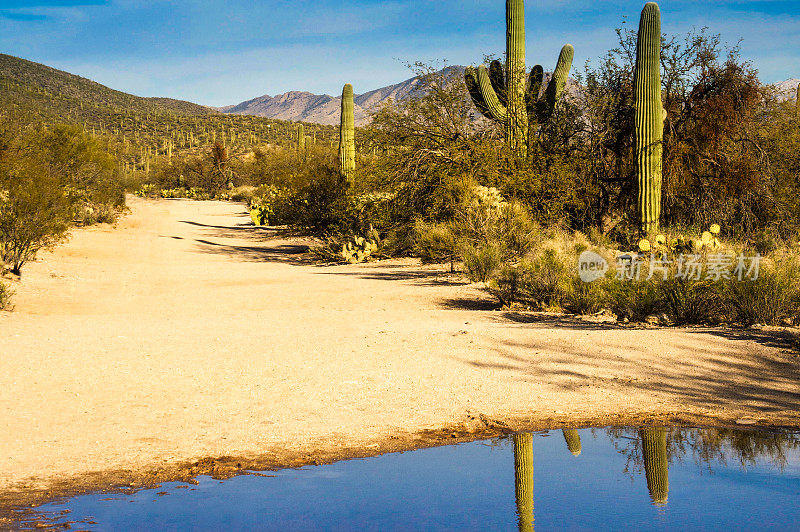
[250,203,270,226]
[634,2,666,234]
[340,234,380,264]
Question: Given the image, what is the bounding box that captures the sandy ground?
[1,197,799,514]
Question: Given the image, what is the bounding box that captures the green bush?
[725,258,800,326]
[563,276,609,315]
[659,277,724,325]
[413,220,459,269]
[0,120,124,275]
[0,157,73,275]
[488,262,532,307]
[525,248,571,309]
[463,242,504,282]
[607,278,664,322]
[284,165,351,232]
[0,281,13,310]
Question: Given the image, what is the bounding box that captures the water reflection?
[16,426,800,530]
[512,433,534,532]
[640,428,669,505]
[508,426,800,529]
[562,428,582,456]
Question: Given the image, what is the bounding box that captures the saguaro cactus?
[562,429,582,456]
[640,427,669,505]
[339,83,356,181]
[513,433,534,532]
[634,2,666,234]
[297,123,305,154]
[464,0,573,157]
[795,83,799,118]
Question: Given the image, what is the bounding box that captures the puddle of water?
[18,426,800,530]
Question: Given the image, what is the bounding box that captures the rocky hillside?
[0,53,215,116]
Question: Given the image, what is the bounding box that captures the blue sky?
[0,1,797,106]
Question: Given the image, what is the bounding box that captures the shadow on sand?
[174,219,313,265]
[451,315,800,412]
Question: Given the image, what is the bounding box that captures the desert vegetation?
[1,1,799,328]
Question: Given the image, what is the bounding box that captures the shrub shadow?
[453,321,800,412]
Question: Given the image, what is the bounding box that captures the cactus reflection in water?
[562,429,582,456]
[513,433,534,532]
[640,427,669,505]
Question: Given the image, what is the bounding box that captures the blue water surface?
[20,427,800,531]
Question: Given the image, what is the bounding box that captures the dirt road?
[1,197,798,511]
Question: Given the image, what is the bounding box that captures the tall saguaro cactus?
[297,123,305,155]
[795,83,800,118]
[464,0,573,158]
[634,2,666,234]
[339,83,356,181]
[639,427,669,505]
[513,433,534,532]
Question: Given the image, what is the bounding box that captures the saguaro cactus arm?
[477,65,510,123]
[466,67,510,124]
[489,60,508,107]
[525,65,544,118]
[526,44,574,124]
[542,44,574,118]
[464,68,494,119]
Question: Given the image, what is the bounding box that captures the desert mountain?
[0,53,214,116]
[774,78,800,101]
[221,66,463,126]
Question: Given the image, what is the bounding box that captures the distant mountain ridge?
[774,79,800,101]
[222,70,800,126]
[219,66,462,126]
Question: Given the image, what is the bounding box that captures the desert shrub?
[607,278,664,322]
[413,220,459,269]
[75,202,121,226]
[283,165,351,232]
[524,248,571,309]
[488,262,532,307]
[725,258,800,326]
[0,280,13,310]
[0,158,73,275]
[659,278,725,325]
[463,242,504,282]
[0,119,124,274]
[225,185,257,203]
[563,276,609,315]
[379,226,416,257]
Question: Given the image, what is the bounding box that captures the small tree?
[0,119,121,275]
[0,164,72,275]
